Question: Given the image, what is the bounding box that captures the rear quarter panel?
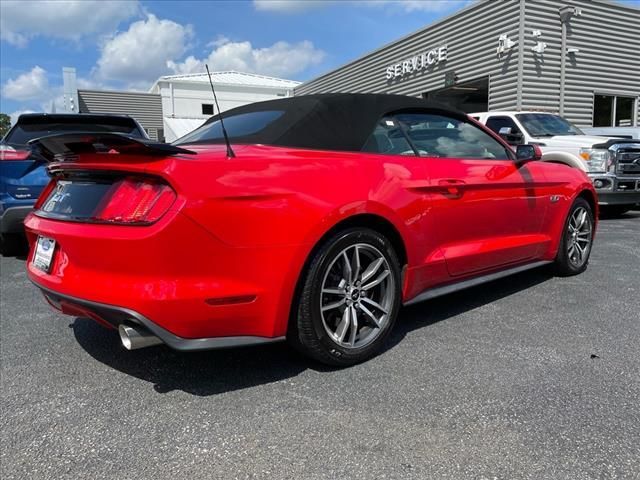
[170,145,436,264]
[167,145,442,333]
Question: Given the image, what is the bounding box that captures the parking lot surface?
[1,213,639,480]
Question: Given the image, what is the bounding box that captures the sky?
[0,0,473,122]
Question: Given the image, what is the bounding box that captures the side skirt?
[403,260,552,307]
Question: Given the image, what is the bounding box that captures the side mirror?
[515,144,542,165]
[498,126,524,145]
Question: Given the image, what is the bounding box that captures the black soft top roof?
[175,93,467,152]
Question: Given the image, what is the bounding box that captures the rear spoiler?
[28,132,196,162]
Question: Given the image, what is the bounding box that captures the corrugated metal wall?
[295,0,639,127]
[523,0,640,126]
[295,0,521,109]
[78,90,163,140]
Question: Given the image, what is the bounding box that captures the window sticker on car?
[385,120,395,126]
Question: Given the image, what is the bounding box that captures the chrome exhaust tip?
[119,324,163,350]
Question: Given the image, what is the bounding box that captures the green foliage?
[0,113,11,139]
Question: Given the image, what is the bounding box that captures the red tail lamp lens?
[0,148,31,161]
[95,178,176,224]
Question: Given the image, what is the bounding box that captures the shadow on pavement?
[598,210,640,222]
[72,266,554,396]
[0,234,29,259]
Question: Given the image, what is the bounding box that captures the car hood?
[536,135,616,148]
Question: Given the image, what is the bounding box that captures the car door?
[395,112,548,277]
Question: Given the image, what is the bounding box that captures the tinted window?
[485,116,523,145]
[176,110,285,144]
[615,97,635,127]
[361,117,413,155]
[593,95,613,127]
[516,113,583,137]
[5,120,145,145]
[396,113,511,160]
[485,116,521,135]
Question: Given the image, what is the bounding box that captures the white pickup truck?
[472,111,640,215]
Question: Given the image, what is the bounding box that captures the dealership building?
[296,0,639,128]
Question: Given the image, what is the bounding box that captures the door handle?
[438,179,466,197]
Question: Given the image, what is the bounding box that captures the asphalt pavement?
[1,213,639,480]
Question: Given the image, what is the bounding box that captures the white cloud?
[1,66,49,102]
[253,0,471,14]
[253,0,330,13]
[95,14,193,85]
[168,38,325,79]
[365,0,472,13]
[167,56,203,75]
[0,0,139,47]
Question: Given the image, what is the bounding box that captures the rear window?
[5,117,145,145]
[176,110,285,145]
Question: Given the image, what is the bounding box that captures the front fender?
[541,151,587,172]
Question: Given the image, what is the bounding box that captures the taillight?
[0,146,31,161]
[93,177,176,224]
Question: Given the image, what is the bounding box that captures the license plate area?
[33,236,56,272]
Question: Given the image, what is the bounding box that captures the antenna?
[205,64,235,158]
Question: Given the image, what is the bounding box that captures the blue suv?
[0,113,148,254]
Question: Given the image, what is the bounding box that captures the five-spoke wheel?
[554,197,594,276]
[291,228,401,366]
[320,244,394,349]
[566,206,592,269]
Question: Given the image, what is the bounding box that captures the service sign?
[385,45,448,80]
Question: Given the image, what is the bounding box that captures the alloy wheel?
[567,206,592,268]
[319,243,395,349]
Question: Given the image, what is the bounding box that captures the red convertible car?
[25,94,597,366]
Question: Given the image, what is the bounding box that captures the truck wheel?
[291,228,402,367]
[554,197,594,276]
[599,205,631,218]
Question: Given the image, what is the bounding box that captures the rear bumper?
[0,205,33,233]
[24,211,306,340]
[36,283,284,351]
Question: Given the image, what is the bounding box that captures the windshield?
[516,113,584,137]
[4,118,145,145]
[175,110,285,145]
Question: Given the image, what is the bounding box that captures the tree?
[0,113,10,139]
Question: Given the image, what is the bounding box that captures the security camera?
[532,42,547,54]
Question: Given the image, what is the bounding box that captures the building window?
[616,97,635,127]
[202,104,214,115]
[593,94,636,127]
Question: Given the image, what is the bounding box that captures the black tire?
[599,205,631,218]
[290,228,402,367]
[554,197,594,276]
[0,233,25,256]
